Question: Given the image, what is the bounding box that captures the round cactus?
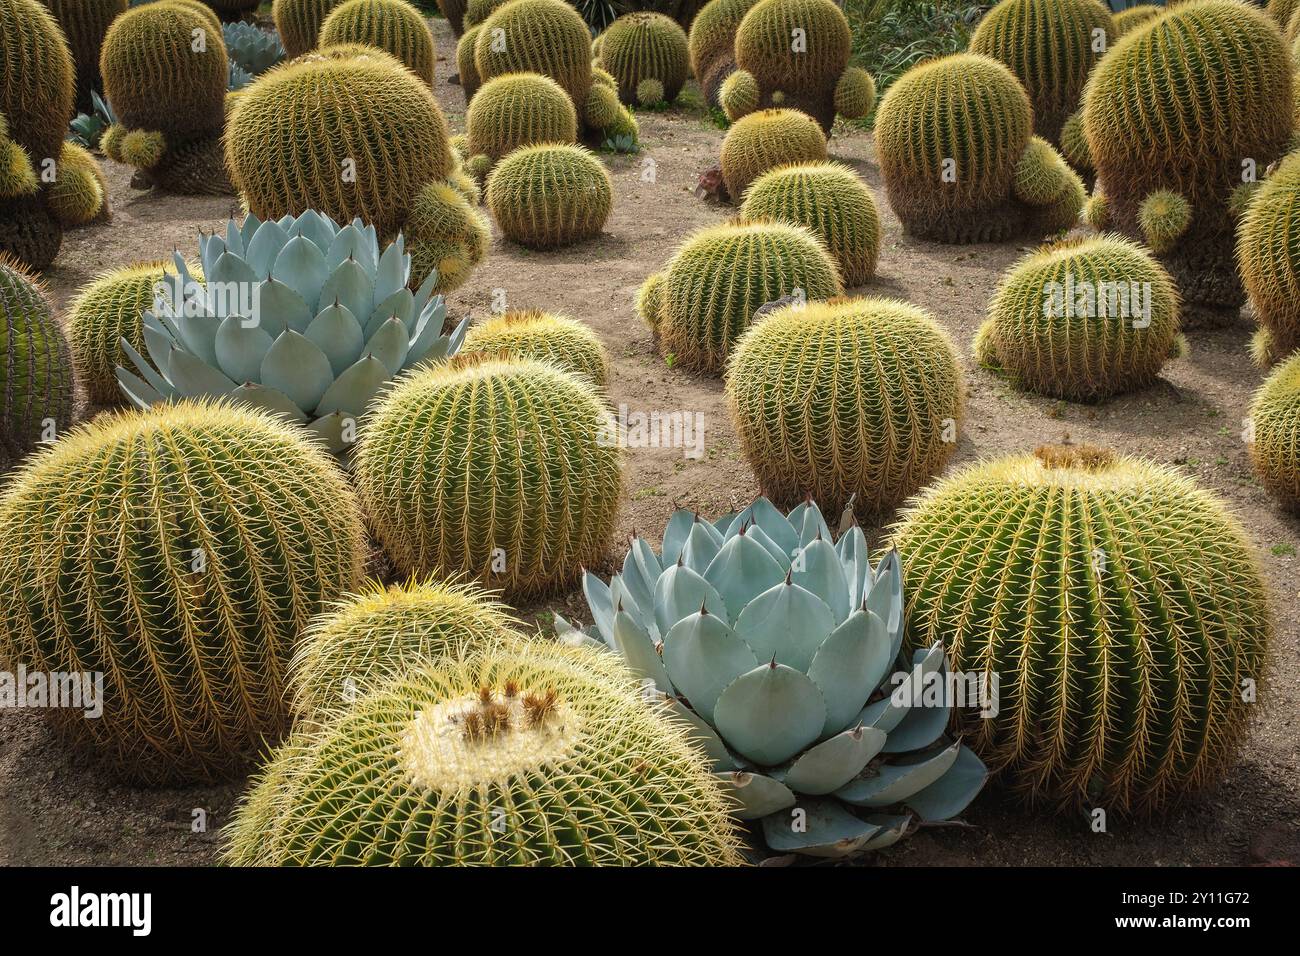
[890,444,1271,814]
[474,0,593,111]
[437,0,467,34]
[719,108,827,200]
[726,297,963,515]
[47,141,109,227]
[689,0,760,107]
[1237,150,1300,366]
[355,355,623,599]
[463,0,508,26]
[1113,3,1161,35]
[646,220,843,373]
[1058,109,1092,172]
[1269,0,1299,27]
[463,309,610,386]
[975,235,1181,401]
[739,161,881,286]
[41,0,127,111]
[968,0,1116,144]
[0,400,366,784]
[0,256,73,467]
[273,0,344,57]
[224,642,748,866]
[1081,0,1292,309]
[405,179,492,294]
[1249,351,1300,508]
[486,143,612,250]
[319,0,436,84]
[465,72,578,168]
[598,12,689,106]
[456,22,483,100]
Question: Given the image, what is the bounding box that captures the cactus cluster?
[355,355,624,599]
[688,0,760,107]
[47,141,110,227]
[0,400,366,784]
[319,0,436,84]
[464,72,578,173]
[273,0,344,57]
[597,12,690,106]
[462,309,610,386]
[891,445,1271,813]
[40,0,127,112]
[1237,150,1300,366]
[485,144,613,250]
[719,108,827,200]
[1249,352,1300,509]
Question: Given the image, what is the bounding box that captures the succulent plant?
[719,108,827,200]
[465,72,579,171]
[456,23,483,99]
[273,0,344,57]
[597,11,690,106]
[688,0,760,107]
[462,308,610,386]
[1112,2,1160,35]
[68,89,116,151]
[224,642,749,865]
[40,0,127,112]
[47,141,109,227]
[222,21,286,77]
[116,210,469,454]
[739,161,880,286]
[486,143,613,250]
[1249,351,1300,509]
[437,0,467,33]
[1081,0,1292,310]
[1237,150,1300,367]
[463,0,508,26]
[319,0,436,84]
[891,444,1271,814]
[641,220,841,372]
[968,0,1115,145]
[565,496,988,858]
[1058,109,1091,174]
[355,355,624,599]
[0,256,74,467]
[0,399,366,784]
[726,297,963,515]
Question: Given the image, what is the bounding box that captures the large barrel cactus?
[1113,3,1160,36]
[1081,0,1293,311]
[1249,351,1300,509]
[975,234,1182,401]
[273,0,344,57]
[465,72,578,173]
[640,220,843,373]
[0,400,366,784]
[891,444,1272,813]
[719,107,827,200]
[598,11,690,106]
[1237,150,1300,366]
[567,497,988,858]
[462,308,610,387]
[355,355,624,599]
[485,143,612,250]
[319,0,436,84]
[40,0,127,112]
[688,0,760,107]
[726,298,963,515]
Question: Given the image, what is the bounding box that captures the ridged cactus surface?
[1,0,75,173]
[40,0,127,111]
[598,12,690,105]
[0,400,366,784]
[463,309,610,386]
[0,257,73,467]
[1249,352,1300,508]
[47,140,108,227]
[319,0,436,84]
[457,23,482,99]
[726,297,963,514]
[719,108,827,200]
[688,0,760,106]
[486,144,612,250]
[68,260,173,406]
[273,0,344,57]
[1237,150,1300,365]
[474,0,593,109]
[1113,3,1160,34]
[465,72,578,166]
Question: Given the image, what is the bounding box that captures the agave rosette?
[116,210,467,452]
[562,497,988,858]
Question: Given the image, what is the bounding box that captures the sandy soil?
[1,19,1296,867]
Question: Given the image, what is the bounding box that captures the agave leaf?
[608,573,644,627]
[272,235,330,315]
[373,239,408,307]
[207,250,260,295]
[716,771,796,820]
[905,746,988,821]
[760,798,880,858]
[260,330,333,413]
[857,642,947,734]
[244,218,290,276]
[292,209,335,251]
[734,578,834,673]
[660,509,696,566]
[783,725,886,795]
[835,741,961,807]
[859,814,912,850]
[611,610,672,692]
[223,218,243,258]
[366,316,411,376]
[866,548,904,662]
[214,315,274,384]
[703,532,788,624]
[168,346,237,398]
[789,499,831,546]
[882,696,952,753]
[369,288,415,334]
[837,525,872,609]
[680,518,724,573]
[659,693,733,770]
[254,277,310,335]
[325,222,376,272]
[661,610,757,724]
[120,337,175,400]
[652,561,727,636]
[305,411,352,454]
[792,537,850,624]
[728,498,799,555]
[713,661,826,766]
[619,540,657,625]
[581,571,616,649]
[176,311,222,367]
[412,263,440,310]
[807,608,891,737]
[229,382,308,423]
[238,212,262,248]
[319,258,374,333]
[115,367,163,409]
[743,522,793,568]
[304,303,365,377]
[141,316,179,377]
[553,612,606,651]
[315,354,389,419]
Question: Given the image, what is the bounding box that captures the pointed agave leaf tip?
[768,654,778,669]
[699,599,709,616]
[738,522,748,536]
[615,598,624,613]
[676,554,684,567]
[784,568,793,585]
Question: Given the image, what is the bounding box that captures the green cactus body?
[1268,0,1299,27]
[719,108,827,200]
[650,220,842,373]
[726,297,963,514]
[40,0,127,112]
[437,0,467,34]
[224,643,748,865]
[890,445,1271,814]
[355,355,624,598]
[1081,1,1292,310]
[598,12,689,106]
[486,143,612,250]
[1237,151,1300,365]
[0,399,366,784]
[47,140,109,227]
[405,179,491,294]
[968,0,1116,144]
[1112,3,1160,35]
[0,257,73,467]
[466,72,578,167]
[688,0,760,107]
[319,0,437,84]
[273,0,344,57]
[977,235,1181,401]
[463,0,508,26]
[739,161,880,286]
[456,23,483,100]
[474,0,593,114]
[1249,352,1300,508]
[462,309,610,386]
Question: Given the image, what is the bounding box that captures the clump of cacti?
[720,0,875,133]
[99,1,232,194]
[1081,0,1292,311]
[597,11,690,106]
[1237,151,1300,366]
[319,0,436,84]
[465,72,578,173]
[486,143,613,250]
[975,235,1181,401]
[640,220,842,372]
[891,444,1271,814]
[463,309,610,386]
[874,53,1083,243]
[41,0,127,112]
[0,256,74,468]
[1113,3,1160,35]
[688,0,760,107]
[719,108,827,200]
[46,141,109,227]
[727,298,962,514]
[0,399,366,784]
[273,0,344,57]
[739,161,880,286]
[225,642,748,865]
[355,355,623,599]
[1249,352,1300,509]
[968,0,1115,144]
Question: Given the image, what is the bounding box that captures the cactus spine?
[465,72,578,168]
[319,0,437,84]
[486,144,613,250]
[1237,150,1300,366]
[273,0,344,57]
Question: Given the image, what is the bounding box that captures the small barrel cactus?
[319,0,436,84]
[47,141,109,227]
[224,643,749,865]
[41,0,127,112]
[1113,3,1161,35]
[0,399,366,784]
[597,11,690,106]
[486,143,613,250]
[727,297,963,515]
[739,161,880,286]
[456,23,483,100]
[891,444,1271,813]
[463,0,509,27]
[975,234,1182,401]
[273,0,344,57]
[465,72,579,170]
[1249,351,1300,509]
[567,497,988,858]
[719,107,827,200]
[1237,150,1300,366]
[0,256,74,467]
[462,308,610,386]
[355,355,624,599]
[689,0,760,107]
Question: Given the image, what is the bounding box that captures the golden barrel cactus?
[1249,351,1300,509]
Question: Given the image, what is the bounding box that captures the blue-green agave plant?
[223,21,286,78]
[560,497,989,859]
[116,210,467,453]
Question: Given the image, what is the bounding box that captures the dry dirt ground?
[0,19,1296,866]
